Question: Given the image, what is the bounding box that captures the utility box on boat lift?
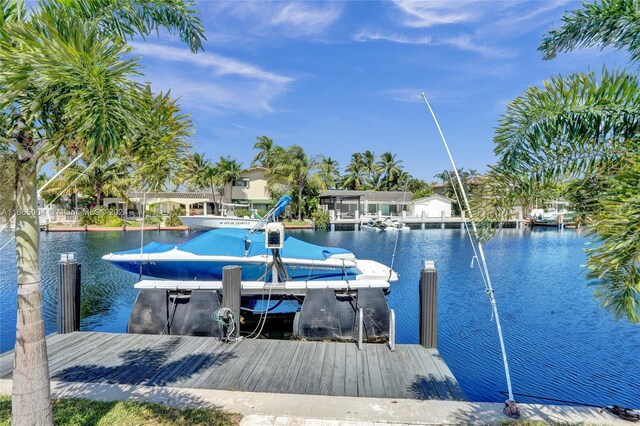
[265,222,284,249]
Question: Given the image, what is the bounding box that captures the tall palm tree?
[377,151,403,190]
[182,152,219,213]
[0,2,204,424]
[434,170,450,185]
[362,150,376,184]
[313,156,340,190]
[252,135,274,168]
[365,170,385,191]
[343,152,366,190]
[214,156,242,201]
[269,145,317,220]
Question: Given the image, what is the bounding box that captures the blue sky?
[131,0,629,182]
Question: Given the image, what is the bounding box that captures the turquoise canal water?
[0,228,638,406]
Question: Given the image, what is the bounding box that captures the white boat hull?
[179,215,261,230]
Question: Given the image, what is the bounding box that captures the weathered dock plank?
[0,331,464,401]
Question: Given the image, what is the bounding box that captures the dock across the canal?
[0,331,464,401]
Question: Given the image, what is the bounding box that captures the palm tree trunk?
[12,157,53,426]
[297,184,303,220]
[95,183,102,206]
[209,180,217,214]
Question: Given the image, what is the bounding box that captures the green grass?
[0,395,240,426]
[283,220,311,227]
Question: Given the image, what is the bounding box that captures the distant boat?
[382,218,410,231]
[529,202,574,226]
[179,202,263,230]
[362,218,410,232]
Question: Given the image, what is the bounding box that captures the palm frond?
[539,0,640,65]
[494,69,640,180]
[39,0,206,52]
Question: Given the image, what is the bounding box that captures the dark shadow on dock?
[409,374,466,401]
[52,338,234,387]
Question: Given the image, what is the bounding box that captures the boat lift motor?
[265,222,285,283]
[265,222,284,249]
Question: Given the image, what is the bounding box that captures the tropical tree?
[252,135,274,168]
[407,177,433,198]
[43,158,132,207]
[182,152,219,212]
[269,145,317,220]
[434,170,450,185]
[127,88,193,192]
[362,150,376,184]
[313,156,340,190]
[377,151,404,190]
[0,1,204,424]
[365,170,385,191]
[214,156,242,200]
[342,152,366,190]
[483,0,640,322]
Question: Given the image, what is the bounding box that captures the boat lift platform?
[134,278,390,295]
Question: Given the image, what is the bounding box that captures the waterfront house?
[410,195,453,218]
[319,190,453,220]
[102,168,282,216]
[103,192,217,216]
[223,167,281,212]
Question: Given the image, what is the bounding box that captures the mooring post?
[388,309,396,352]
[419,260,438,349]
[57,252,81,334]
[357,307,364,351]
[222,265,242,338]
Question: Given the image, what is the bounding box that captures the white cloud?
[204,1,343,39]
[141,72,287,116]
[269,2,342,35]
[511,0,571,24]
[439,34,513,58]
[392,0,481,27]
[384,89,425,103]
[352,29,509,58]
[131,42,292,85]
[353,29,431,45]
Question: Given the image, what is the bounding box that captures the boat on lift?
[105,194,397,342]
[102,227,397,282]
[382,218,410,231]
[362,218,410,232]
[529,200,575,227]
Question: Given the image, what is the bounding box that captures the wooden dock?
[0,332,464,400]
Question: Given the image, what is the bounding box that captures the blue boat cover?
[116,228,353,260]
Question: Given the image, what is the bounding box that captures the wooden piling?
[419,260,437,349]
[222,265,242,338]
[57,253,81,334]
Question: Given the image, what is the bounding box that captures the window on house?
[233,179,250,188]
